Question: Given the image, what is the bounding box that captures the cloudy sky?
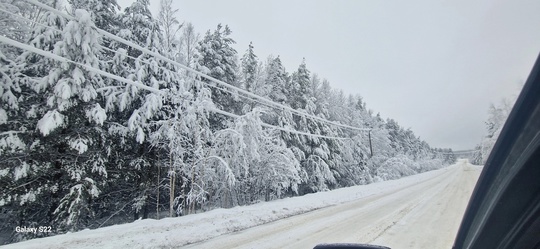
[119,0,540,150]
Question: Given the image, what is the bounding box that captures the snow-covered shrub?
[375,154,417,181]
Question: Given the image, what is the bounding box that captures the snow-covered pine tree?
[314,78,331,118]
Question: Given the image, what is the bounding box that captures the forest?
[0,0,455,243]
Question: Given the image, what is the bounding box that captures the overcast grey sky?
[119,0,540,150]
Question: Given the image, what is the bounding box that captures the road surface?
[183,161,481,249]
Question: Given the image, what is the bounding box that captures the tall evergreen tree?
[288,58,311,110]
[266,55,288,104]
[39,9,107,232]
[241,42,258,92]
[0,3,69,242]
[69,0,120,33]
[196,24,239,129]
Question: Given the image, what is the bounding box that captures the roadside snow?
[2,165,455,249]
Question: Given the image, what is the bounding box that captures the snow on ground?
[180,160,481,249]
[2,162,474,249]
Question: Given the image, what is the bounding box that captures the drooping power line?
[20,0,371,132]
[0,34,350,141]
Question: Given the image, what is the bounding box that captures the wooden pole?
[368,130,373,158]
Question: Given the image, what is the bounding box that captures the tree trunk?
[169,169,175,217]
[157,162,160,219]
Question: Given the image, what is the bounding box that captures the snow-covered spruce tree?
[241,42,258,93]
[313,78,331,118]
[339,134,372,185]
[0,48,33,243]
[299,100,338,193]
[265,55,288,104]
[239,42,269,112]
[307,75,347,187]
[0,4,71,242]
[68,0,121,77]
[100,0,214,219]
[275,60,336,193]
[385,118,404,153]
[287,58,310,110]
[3,7,109,236]
[100,0,171,220]
[280,60,311,157]
[69,0,120,33]
[196,24,240,129]
[471,145,483,165]
[253,55,288,131]
[330,94,377,185]
[40,9,108,232]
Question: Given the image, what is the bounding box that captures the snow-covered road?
[2,160,480,249]
[183,160,481,249]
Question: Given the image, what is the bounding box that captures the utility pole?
[368,129,373,158]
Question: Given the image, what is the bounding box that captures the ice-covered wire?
[0,35,164,94]
[2,4,363,139]
[0,6,352,140]
[21,0,370,132]
[208,107,349,140]
[198,79,277,110]
[184,83,348,139]
[0,35,350,140]
[0,8,324,126]
[0,7,63,33]
[0,8,160,68]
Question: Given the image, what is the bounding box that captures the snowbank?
[2,165,455,249]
